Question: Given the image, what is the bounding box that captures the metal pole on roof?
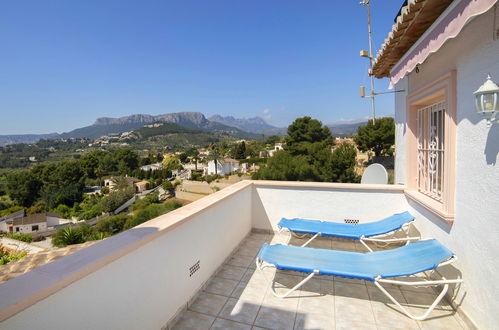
[361,0,376,124]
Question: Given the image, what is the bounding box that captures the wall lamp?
[474,74,499,126]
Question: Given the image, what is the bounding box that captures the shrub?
[99,187,135,213]
[95,214,129,235]
[51,224,103,247]
[124,200,182,230]
[52,226,85,247]
[0,245,27,265]
[5,232,33,243]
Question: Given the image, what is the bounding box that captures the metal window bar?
[417,101,445,201]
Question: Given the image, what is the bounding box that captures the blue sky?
[0,0,403,134]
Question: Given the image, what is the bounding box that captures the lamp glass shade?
[475,92,498,113]
[474,75,499,113]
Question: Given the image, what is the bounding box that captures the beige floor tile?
[189,292,228,316]
[210,318,252,330]
[205,277,239,297]
[370,300,419,330]
[331,239,358,252]
[335,295,375,325]
[231,281,267,302]
[418,310,464,330]
[307,238,332,249]
[236,244,262,257]
[335,319,377,330]
[300,277,334,296]
[217,264,247,281]
[334,281,369,300]
[173,310,216,330]
[240,267,273,284]
[219,297,262,325]
[294,312,334,330]
[401,291,461,329]
[297,293,334,315]
[254,305,297,330]
[227,254,256,268]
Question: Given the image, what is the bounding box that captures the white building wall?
[0,221,8,232]
[393,8,499,329]
[14,222,47,234]
[394,76,409,185]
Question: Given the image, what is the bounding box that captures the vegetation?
[354,117,395,157]
[4,148,140,208]
[4,232,34,243]
[51,199,183,247]
[253,116,359,183]
[0,245,27,265]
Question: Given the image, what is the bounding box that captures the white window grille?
[417,101,446,201]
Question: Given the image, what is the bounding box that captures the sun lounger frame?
[279,216,420,252]
[256,244,463,321]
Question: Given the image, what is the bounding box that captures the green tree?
[41,183,83,209]
[6,170,41,206]
[264,135,281,145]
[233,141,247,159]
[114,148,139,174]
[286,116,334,155]
[252,151,318,181]
[330,143,360,183]
[354,117,395,157]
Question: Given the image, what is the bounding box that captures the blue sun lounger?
[256,239,463,320]
[278,211,418,251]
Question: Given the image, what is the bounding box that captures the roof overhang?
[372,0,498,87]
[371,0,453,79]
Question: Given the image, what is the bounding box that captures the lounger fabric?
[278,211,414,239]
[257,239,453,281]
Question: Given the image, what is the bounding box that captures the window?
[417,101,446,201]
[32,225,39,231]
[16,227,20,232]
[406,71,456,223]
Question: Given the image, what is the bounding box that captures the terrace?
[0,180,470,329]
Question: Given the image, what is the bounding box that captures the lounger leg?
[301,232,321,247]
[374,280,449,321]
[270,270,319,298]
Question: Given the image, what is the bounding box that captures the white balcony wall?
[0,182,253,330]
[251,182,408,230]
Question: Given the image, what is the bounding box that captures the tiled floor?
[173,232,468,330]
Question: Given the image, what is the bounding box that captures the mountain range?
[0,112,367,146]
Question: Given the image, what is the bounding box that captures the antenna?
[359,0,405,124]
[360,0,376,124]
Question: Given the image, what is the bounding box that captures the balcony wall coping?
[0,180,405,323]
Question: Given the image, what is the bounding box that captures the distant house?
[206,158,240,176]
[0,209,25,233]
[9,212,62,234]
[104,177,148,193]
[13,214,48,233]
[261,143,284,157]
[332,138,356,150]
[134,180,149,193]
[140,163,163,171]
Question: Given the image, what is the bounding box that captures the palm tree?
[111,176,131,190]
[208,149,223,175]
[192,153,201,171]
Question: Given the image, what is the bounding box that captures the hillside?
[60,112,261,140]
[0,133,59,147]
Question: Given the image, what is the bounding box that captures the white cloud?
[262,108,272,120]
